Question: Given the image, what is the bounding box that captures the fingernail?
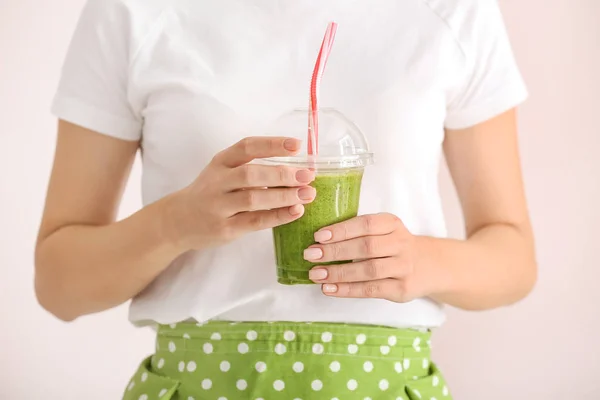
[296,169,315,183]
[314,230,332,242]
[284,139,300,151]
[303,247,323,260]
[298,187,316,201]
[323,284,338,293]
[289,204,304,216]
[309,268,328,281]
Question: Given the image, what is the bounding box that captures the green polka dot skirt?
[123,321,452,400]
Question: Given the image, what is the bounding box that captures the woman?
[36,0,537,398]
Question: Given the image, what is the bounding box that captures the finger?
[213,137,301,168]
[309,257,404,283]
[225,164,315,191]
[226,186,316,213]
[303,233,399,263]
[230,204,305,232]
[320,279,405,302]
[313,213,400,243]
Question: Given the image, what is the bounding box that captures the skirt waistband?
[156,321,431,360]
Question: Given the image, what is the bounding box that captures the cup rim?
[258,152,373,170]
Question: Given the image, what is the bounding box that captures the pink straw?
[308,22,338,156]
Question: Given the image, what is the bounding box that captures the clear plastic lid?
[261,108,374,170]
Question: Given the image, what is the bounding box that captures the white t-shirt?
[51,0,528,328]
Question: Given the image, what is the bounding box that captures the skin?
[35,109,536,321]
[307,109,537,309]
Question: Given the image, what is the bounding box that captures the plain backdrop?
[1,0,599,399]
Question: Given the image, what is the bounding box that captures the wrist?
[413,235,458,298]
[157,189,196,254]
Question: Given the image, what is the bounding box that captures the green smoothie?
[273,169,364,284]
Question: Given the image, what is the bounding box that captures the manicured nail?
[284,139,300,151]
[303,247,323,260]
[309,268,328,281]
[298,187,316,200]
[289,204,304,216]
[314,230,332,242]
[296,169,315,183]
[323,284,338,293]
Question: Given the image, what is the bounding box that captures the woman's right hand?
[168,136,316,251]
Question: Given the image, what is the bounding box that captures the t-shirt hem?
[51,93,142,141]
[444,85,529,130]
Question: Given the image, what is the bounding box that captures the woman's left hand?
[305,213,426,302]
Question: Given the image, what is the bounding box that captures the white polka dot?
[169,323,177,329]
[217,398,227,400]
[211,332,222,341]
[196,322,206,327]
[284,330,296,341]
[127,381,135,391]
[363,361,374,372]
[141,372,148,382]
[394,362,403,373]
[168,341,176,352]
[157,358,165,369]
[356,333,367,344]
[246,330,258,341]
[188,395,196,400]
[238,342,249,354]
[312,343,324,354]
[443,386,449,396]
[413,337,422,352]
[321,332,333,342]
[380,345,390,355]
[332,398,340,400]
[229,322,238,325]
[422,358,429,369]
[427,339,432,347]
[178,361,185,372]
[187,361,197,372]
[348,344,358,354]
[236,379,247,390]
[255,361,267,373]
[139,395,148,400]
[412,376,419,380]
[431,398,438,400]
[388,336,397,346]
[364,398,372,400]
[432,375,440,387]
[203,343,213,354]
[379,379,389,391]
[275,343,286,355]
[159,389,168,397]
[403,359,411,370]
[201,379,212,390]
[347,379,358,391]
[311,380,323,391]
[396,397,405,400]
[293,361,304,373]
[413,389,422,399]
[220,361,231,372]
[273,380,285,391]
[329,361,341,372]
[183,333,190,339]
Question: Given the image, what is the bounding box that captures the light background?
[1,0,599,399]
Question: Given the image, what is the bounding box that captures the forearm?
[35,194,185,321]
[417,223,537,310]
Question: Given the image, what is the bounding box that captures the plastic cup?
[262,108,374,285]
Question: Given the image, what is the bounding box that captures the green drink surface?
[273,169,364,285]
